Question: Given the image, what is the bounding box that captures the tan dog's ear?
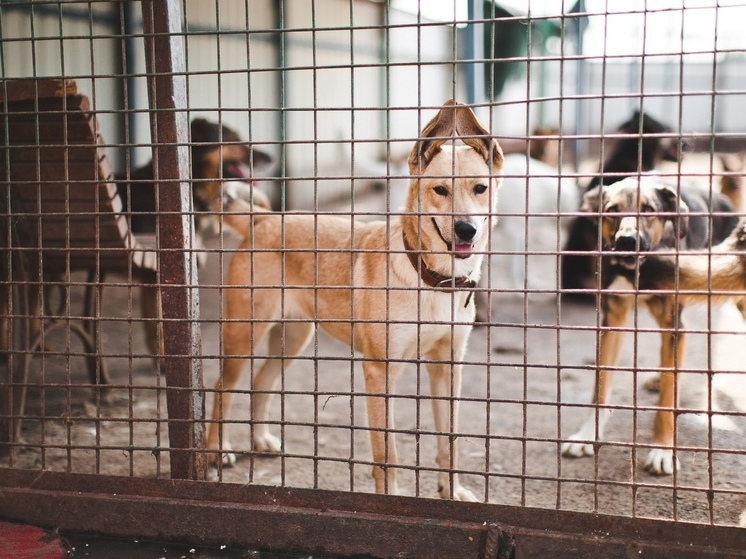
[453,102,503,172]
[409,100,503,172]
[656,185,689,239]
[581,185,603,220]
[410,100,458,170]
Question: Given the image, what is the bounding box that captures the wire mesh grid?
[0,0,745,530]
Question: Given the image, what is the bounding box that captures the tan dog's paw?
[561,436,595,458]
[441,484,478,502]
[437,473,478,501]
[643,448,679,475]
[206,451,236,468]
[206,440,236,468]
[222,451,237,467]
[253,432,282,453]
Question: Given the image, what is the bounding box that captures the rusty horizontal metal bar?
[1,469,744,559]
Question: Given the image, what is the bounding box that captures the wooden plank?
[0,78,77,104]
[5,162,101,182]
[0,145,106,164]
[1,107,97,144]
[2,95,91,116]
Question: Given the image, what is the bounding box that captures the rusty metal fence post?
[141,0,205,481]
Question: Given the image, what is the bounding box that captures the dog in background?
[499,127,562,168]
[207,101,503,501]
[561,111,684,295]
[561,176,739,475]
[527,127,561,168]
[116,118,273,354]
[117,117,273,234]
[657,151,746,214]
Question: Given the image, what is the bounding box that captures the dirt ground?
[5,222,746,528]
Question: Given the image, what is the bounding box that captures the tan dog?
[562,176,741,475]
[207,101,503,501]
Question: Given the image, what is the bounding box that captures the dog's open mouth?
[431,218,476,259]
[223,161,252,181]
[454,243,474,258]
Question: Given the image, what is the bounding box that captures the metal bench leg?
[1,281,31,446]
[82,269,111,386]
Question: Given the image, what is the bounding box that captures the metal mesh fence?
[1,0,745,534]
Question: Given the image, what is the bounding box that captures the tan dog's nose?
[454,220,477,243]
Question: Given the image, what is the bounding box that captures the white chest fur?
[606,274,653,302]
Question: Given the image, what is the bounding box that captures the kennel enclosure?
[1,1,745,557]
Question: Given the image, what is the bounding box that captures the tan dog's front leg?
[363,360,400,495]
[426,356,477,502]
[563,294,629,457]
[644,298,684,475]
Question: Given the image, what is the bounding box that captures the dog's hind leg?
[207,318,275,466]
[426,341,478,502]
[563,294,629,458]
[250,320,313,453]
[643,297,684,475]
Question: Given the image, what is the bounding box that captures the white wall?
[492,51,746,168]
[4,1,743,204]
[0,4,128,166]
[181,0,279,165]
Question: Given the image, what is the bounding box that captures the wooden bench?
[0,78,156,444]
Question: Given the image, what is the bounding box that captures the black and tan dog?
[561,176,740,475]
[561,111,684,294]
[117,118,273,234]
[117,118,273,354]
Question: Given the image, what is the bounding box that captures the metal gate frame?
[139,0,206,483]
[1,1,746,557]
[0,470,746,559]
[2,468,745,559]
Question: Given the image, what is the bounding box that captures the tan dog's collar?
[402,232,476,308]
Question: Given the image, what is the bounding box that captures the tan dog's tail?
[650,218,746,305]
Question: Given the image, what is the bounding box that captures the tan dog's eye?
[640,203,655,213]
[473,184,488,194]
[433,185,448,196]
[604,204,619,213]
